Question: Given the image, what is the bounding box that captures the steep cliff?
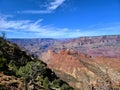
[40,49,120,90]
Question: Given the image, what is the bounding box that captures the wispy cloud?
[0,16,120,38]
[20,10,52,14]
[0,13,13,19]
[20,0,66,14]
[48,0,65,10]
[0,16,83,38]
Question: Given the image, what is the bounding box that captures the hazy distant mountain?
[50,35,120,58]
[9,35,120,58]
[9,38,60,56]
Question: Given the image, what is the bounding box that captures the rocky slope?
[41,35,120,90]
[0,37,73,90]
[41,49,120,90]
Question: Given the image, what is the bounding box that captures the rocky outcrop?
[40,49,120,90]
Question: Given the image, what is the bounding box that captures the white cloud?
[0,16,120,38]
[21,0,66,14]
[48,0,65,10]
[20,10,52,14]
[0,16,82,38]
[0,13,13,19]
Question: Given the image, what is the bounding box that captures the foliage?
[52,79,62,88]
[0,32,6,39]
[0,84,5,90]
[0,57,7,70]
[8,60,18,73]
[43,77,51,90]
[17,61,46,80]
[1,32,6,39]
[60,83,73,90]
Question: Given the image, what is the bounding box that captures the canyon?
[9,35,120,90]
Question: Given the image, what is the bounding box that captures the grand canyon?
[9,35,120,90]
[1,0,120,90]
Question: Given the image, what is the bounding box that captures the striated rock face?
[9,35,120,58]
[50,35,120,58]
[40,49,120,90]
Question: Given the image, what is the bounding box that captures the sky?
[0,0,120,38]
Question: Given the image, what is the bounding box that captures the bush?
[0,57,7,70]
[43,77,51,90]
[8,60,18,73]
[0,84,5,90]
[52,79,62,88]
[60,84,74,90]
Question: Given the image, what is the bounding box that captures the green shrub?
[8,60,18,73]
[52,79,62,88]
[60,84,74,90]
[0,57,7,70]
[43,77,51,90]
[0,84,5,90]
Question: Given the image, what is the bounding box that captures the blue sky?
[0,0,120,38]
